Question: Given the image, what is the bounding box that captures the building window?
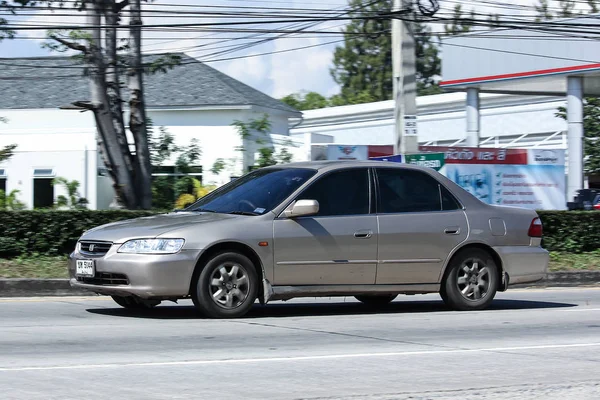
[0,178,5,194]
[32,168,55,209]
[33,179,54,208]
[33,168,54,177]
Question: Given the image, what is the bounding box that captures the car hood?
[80,212,236,243]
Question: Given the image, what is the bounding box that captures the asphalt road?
[1,288,600,399]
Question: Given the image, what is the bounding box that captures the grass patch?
[549,251,600,272]
[0,256,68,279]
[0,251,599,279]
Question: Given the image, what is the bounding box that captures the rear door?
[273,168,378,285]
[374,167,468,284]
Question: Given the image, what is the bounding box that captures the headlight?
[118,239,185,254]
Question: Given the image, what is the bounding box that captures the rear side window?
[297,168,370,216]
[376,168,461,213]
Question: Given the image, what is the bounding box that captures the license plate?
[76,260,95,277]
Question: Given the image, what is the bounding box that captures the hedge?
[0,210,599,258]
[0,210,159,258]
[537,211,600,253]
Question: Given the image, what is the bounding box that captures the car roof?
[268,160,433,172]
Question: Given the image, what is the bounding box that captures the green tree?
[415,22,442,96]
[330,0,394,103]
[0,117,16,162]
[53,177,88,209]
[330,0,442,104]
[0,144,16,163]
[0,189,26,211]
[147,124,203,209]
[280,92,330,111]
[442,4,475,36]
[557,98,600,174]
[535,0,600,20]
[0,0,182,209]
[231,115,294,171]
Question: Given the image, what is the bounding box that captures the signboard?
[423,146,567,211]
[445,163,566,210]
[327,145,369,160]
[404,153,445,171]
[404,115,418,136]
[370,155,403,163]
[419,145,528,165]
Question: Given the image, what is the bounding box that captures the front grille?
[79,241,112,257]
[77,272,129,286]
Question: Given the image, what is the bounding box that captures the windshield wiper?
[174,208,217,213]
[227,211,260,216]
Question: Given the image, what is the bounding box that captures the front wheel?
[192,252,259,318]
[441,249,499,311]
[355,294,397,307]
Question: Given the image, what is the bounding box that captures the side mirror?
[284,199,319,218]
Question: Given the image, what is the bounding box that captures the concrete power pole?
[392,0,419,156]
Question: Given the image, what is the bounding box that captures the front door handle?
[445,227,461,235]
[354,230,373,239]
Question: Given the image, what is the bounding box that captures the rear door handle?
[444,227,461,235]
[354,230,373,239]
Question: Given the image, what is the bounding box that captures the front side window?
[189,168,316,215]
[376,168,460,213]
[297,168,370,217]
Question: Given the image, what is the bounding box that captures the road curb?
[1,272,600,297]
[515,271,600,288]
[0,279,94,297]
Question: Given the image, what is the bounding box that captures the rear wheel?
[111,295,160,310]
[441,248,499,311]
[354,294,397,307]
[192,252,258,318]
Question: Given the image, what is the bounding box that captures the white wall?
[291,94,569,153]
[1,106,295,209]
[147,108,293,186]
[0,109,98,209]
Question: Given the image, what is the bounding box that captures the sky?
[0,0,554,99]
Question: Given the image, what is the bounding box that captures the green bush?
[538,211,600,253]
[0,210,598,258]
[0,210,159,258]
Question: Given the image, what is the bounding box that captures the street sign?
[403,115,418,136]
[405,153,445,171]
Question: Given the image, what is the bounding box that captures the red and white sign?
[419,146,528,165]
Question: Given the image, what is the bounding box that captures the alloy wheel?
[456,258,491,301]
[208,262,250,309]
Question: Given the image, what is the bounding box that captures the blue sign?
[369,155,403,163]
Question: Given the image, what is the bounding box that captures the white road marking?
[560,308,600,312]
[2,342,600,372]
[0,297,109,303]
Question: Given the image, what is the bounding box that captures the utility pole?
[392,0,419,156]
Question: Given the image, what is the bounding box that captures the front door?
[273,168,378,285]
[374,167,468,284]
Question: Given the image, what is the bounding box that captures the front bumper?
[68,246,201,299]
[493,245,549,286]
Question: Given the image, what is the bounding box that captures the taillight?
[528,217,543,237]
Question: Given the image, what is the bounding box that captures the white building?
[290,92,568,151]
[0,54,301,209]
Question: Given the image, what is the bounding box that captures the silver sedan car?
[69,161,549,318]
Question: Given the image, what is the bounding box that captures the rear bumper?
[493,245,549,285]
[68,247,200,299]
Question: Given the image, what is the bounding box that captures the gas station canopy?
[440,15,600,96]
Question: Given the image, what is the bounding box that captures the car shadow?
[86,298,577,320]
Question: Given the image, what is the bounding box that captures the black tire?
[355,294,398,307]
[111,295,160,310]
[441,248,499,311]
[192,252,259,318]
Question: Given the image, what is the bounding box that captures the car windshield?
[188,168,317,215]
